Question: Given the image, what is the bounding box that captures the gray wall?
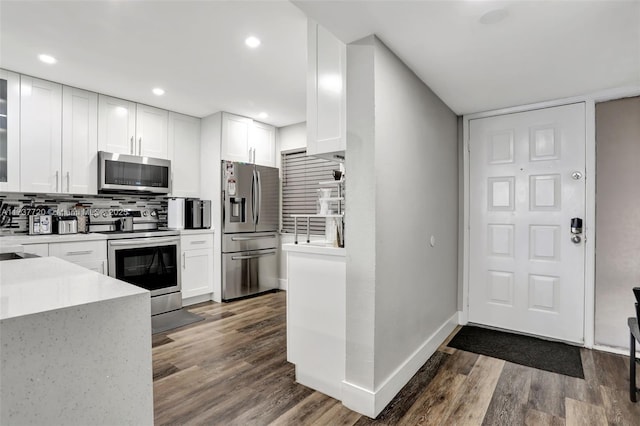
[595,96,640,349]
[345,35,458,391]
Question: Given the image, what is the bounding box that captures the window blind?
[281,150,342,234]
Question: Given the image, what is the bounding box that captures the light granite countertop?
[0,256,148,321]
[0,232,108,245]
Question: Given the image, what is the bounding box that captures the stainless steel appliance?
[93,207,182,315]
[222,160,279,301]
[53,215,78,234]
[28,214,52,235]
[185,199,211,229]
[98,151,171,194]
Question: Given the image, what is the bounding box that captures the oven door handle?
[231,251,276,260]
[109,237,179,246]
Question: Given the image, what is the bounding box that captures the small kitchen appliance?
[185,199,211,229]
[28,215,52,235]
[167,198,185,230]
[53,215,78,234]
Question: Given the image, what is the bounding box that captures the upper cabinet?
[20,78,99,194]
[221,112,276,167]
[98,95,168,159]
[20,76,63,193]
[0,69,20,192]
[306,21,346,161]
[168,112,201,198]
[62,86,98,194]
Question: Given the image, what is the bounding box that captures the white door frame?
[461,86,640,348]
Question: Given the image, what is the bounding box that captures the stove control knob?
[92,211,100,219]
[102,212,108,218]
[150,211,156,217]
[142,211,149,217]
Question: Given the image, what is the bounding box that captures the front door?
[469,103,586,343]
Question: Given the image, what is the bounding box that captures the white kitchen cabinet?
[20,240,107,274]
[221,112,276,167]
[98,95,168,159]
[251,121,277,167]
[20,76,63,193]
[97,95,136,155]
[168,112,201,198]
[22,243,49,257]
[306,21,346,161]
[180,232,214,304]
[0,69,20,192]
[62,86,98,194]
[136,104,168,158]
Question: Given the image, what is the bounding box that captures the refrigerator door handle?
[256,170,262,225]
[250,169,257,225]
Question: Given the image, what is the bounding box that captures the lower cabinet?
[181,232,214,305]
[23,240,108,274]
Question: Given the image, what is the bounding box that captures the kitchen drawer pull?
[190,240,207,245]
[231,234,276,241]
[231,252,276,260]
[65,250,93,256]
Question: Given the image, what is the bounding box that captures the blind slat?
[281,149,342,233]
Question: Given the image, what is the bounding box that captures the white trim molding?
[461,85,640,349]
[278,278,288,291]
[341,312,458,418]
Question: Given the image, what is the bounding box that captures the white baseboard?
[279,278,288,291]
[341,312,458,418]
[457,310,466,325]
[182,293,213,307]
[592,344,630,356]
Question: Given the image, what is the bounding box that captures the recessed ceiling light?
[479,8,509,25]
[245,36,261,48]
[152,88,165,96]
[258,112,268,119]
[38,54,57,64]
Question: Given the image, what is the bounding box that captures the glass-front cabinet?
[0,69,20,191]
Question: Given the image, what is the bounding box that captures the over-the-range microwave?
[98,151,171,194]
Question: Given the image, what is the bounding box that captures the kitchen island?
[283,242,346,400]
[0,256,153,425]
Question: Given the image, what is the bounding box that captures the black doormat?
[448,326,584,379]
[152,309,204,334]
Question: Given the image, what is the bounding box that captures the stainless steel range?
[91,208,181,316]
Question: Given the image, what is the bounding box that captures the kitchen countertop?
[178,228,215,235]
[0,256,148,321]
[282,242,346,256]
[0,232,108,245]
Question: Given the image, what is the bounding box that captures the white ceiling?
[295,0,640,115]
[0,1,308,127]
[1,1,638,128]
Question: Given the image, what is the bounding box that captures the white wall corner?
[278,278,288,291]
[457,310,467,325]
[341,312,458,418]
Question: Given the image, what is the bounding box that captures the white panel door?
[181,248,214,299]
[98,95,136,155]
[469,103,586,343]
[251,121,276,167]
[168,112,200,197]
[62,86,98,194]
[221,112,252,163]
[20,76,62,193]
[136,104,168,159]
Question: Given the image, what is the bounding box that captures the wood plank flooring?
[153,292,640,425]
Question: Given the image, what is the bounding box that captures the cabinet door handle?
[138,137,142,155]
[182,252,186,269]
[55,170,59,192]
[65,250,93,256]
[66,172,70,193]
[190,240,207,245]
[130,136,134,154]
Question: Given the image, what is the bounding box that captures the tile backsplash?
[0,192,168,234]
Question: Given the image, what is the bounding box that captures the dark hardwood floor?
[153,292,640,425]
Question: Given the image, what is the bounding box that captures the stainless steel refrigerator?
[221,160,279,301]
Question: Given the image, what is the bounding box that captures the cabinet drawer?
[181,233,213,250]
[49,240,107,262]
[23,243,49,257]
